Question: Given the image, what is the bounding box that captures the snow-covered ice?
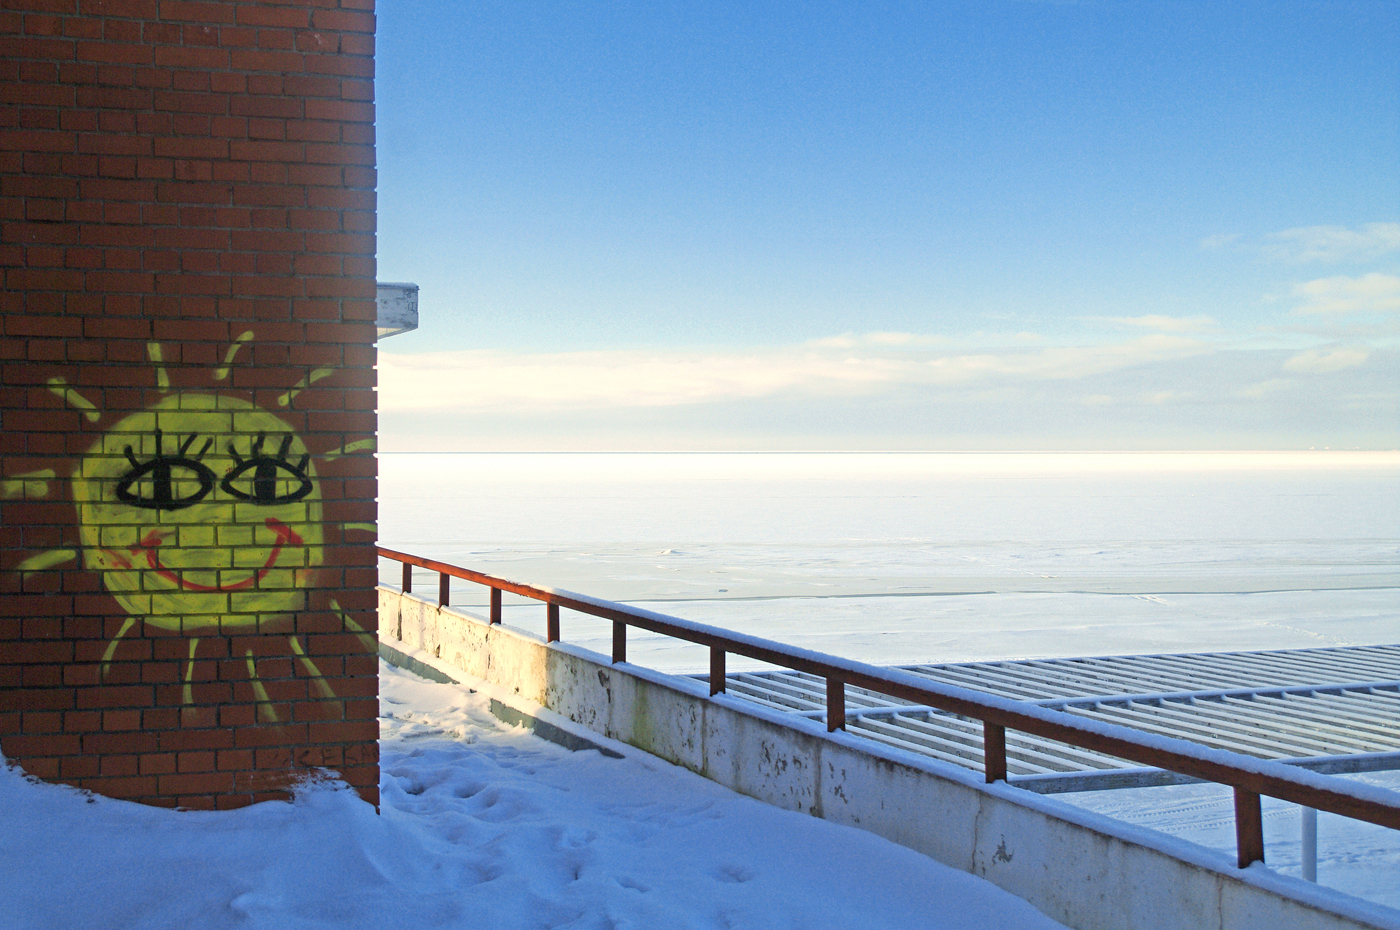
[0,662,1069,930]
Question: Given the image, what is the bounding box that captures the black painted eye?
[115,431,216,511]
[220,432,313,505]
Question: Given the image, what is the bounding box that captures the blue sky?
[372,1,1398,450]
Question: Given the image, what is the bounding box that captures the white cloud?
[1239,379,1293,399]
[804,331,950,349]
[1199,233,1240,251]
[1291,273,1400,316]
[1282,347,1371,374]
[1088,315,1218,333]
[1262,222,1400,264]
[379,335,1211,413]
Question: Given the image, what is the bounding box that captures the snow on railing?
[377,546,1400,870]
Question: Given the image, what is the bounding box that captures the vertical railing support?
[546,603,560,643]
[709,647,725,695]
[1301,806,1317,882]
[1235,787,1265,868]
[827,677,845,732]
[437,571,449,608]
[489,587,502,624]
[401,561,412,593]
[612,620,626,663]
[984,722,1008,783]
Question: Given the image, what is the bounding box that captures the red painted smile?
[119,517,304,592]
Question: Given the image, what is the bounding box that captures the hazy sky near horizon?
[372,1,1398,451]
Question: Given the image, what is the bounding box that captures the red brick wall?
[0,0,379,809]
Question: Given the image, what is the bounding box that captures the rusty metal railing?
[378,546,1400,869]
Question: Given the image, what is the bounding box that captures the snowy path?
[0,662,1067,930]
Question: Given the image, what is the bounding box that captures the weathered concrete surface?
[378,586,1400,930]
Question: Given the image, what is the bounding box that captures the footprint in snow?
[714,865,756,884]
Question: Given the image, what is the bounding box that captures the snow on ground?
[0,661,1069,930]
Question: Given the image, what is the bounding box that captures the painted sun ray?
[46,379,101,423]
[330,597,377,652]
[323,438,376,461]
[18,549,78,576]
[288,635,336,699]
[214,331,256,381]
[100,617,137,678]
[182,638,200,705]
[277,368,335,407]
[147,343,170,391]
[244,650,280,723]
[2,468,58,499]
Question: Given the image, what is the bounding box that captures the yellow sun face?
[72,393,324,633]
[5,333,377,723]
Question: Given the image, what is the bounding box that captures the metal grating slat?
[701,643,1400,792]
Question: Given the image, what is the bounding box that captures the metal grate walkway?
[698,644,1400,793]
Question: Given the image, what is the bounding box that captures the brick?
[234,6,308,28]
[218,25,254,48]
[82,0,159,18]
[312,10,374,33]
[157,772,234,796]
[15,757,63,780]
[139,753,177,775]
[2,733,80,756]
[21,711,63,733]
[151,44,227,69]
[228,49,303,73]
[76,40,152,66]
[176,751,216,773]
[159,1,236,24]
[58,755,101,779]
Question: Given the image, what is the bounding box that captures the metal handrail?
[377,546,1400,869]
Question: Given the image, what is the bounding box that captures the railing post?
[1301,806,1317,882]
[612,620,626,663]
[489,587,501,625]
[401,561,412,593]
[709,647,725,695]
[827,677,845,732]
[1235,787,1265,868]
[984,722,1008,783]
[437,571,449,608]
[546,602,560,643]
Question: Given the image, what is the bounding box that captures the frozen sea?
[379,451,1400,911]
[379,451,1400,671]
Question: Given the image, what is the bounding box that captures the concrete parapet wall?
[379,586,1400,930]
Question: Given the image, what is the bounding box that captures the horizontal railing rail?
[378,546,1400,869]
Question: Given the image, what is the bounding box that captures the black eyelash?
[114,430,216,511]
[220,432,313,505]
